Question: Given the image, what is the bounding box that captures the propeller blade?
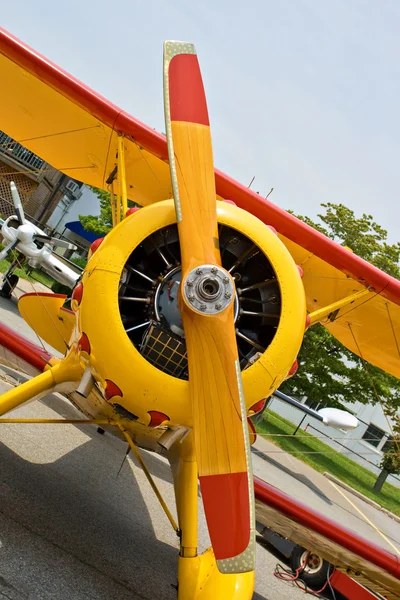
[164,41,255,573]
[0,239,18,261]
[33,235,77,251]
[10,181,26,226]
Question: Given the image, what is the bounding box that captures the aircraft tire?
[289,545,333,588]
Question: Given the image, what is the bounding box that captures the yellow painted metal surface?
[168,432,199,558]
[177,550,254,600]
[110,180,118,227]
[76,200,305,429]
[2,39,399,384]
[308,288,371,326]
[117,135,128,216]
[18,293,75,353]
[0,354,82,416]
[281,235,400,379]
[0,53,172,206]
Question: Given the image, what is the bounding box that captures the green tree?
[373,423,400,493]
[79,187,139,235]
[281,203,400,417]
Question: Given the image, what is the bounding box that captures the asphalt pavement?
[251,437,400,556]
[0,390,308,600]
[0,289,398,599]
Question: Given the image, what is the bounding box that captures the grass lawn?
[256,409,400,516]
[0,258,55,289]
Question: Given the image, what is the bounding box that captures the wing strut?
[118,135,128,218]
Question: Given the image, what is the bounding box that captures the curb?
[323,472,400,524]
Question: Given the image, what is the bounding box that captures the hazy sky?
[3,1,400,241]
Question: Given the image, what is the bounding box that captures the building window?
[362,424,386,448]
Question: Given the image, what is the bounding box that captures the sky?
[3,0,400,242]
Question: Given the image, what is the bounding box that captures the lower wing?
[255,476,400,599]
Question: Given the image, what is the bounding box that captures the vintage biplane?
[0,26,399,600]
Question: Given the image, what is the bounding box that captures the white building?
[267,394,400,488]
[47,185,102,254]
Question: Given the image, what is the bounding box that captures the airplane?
[0,181,81,296]
[0,26,399,600]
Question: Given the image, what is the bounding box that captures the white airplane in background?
[0,181,81,296]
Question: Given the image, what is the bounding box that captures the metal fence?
[0,131,45,171]
[306,423,400,485]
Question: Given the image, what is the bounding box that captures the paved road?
[0,294,307,600]
[252,437,400,556]
[0,292,398,599]
[0,392,308,600]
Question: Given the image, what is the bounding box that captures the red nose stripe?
[200,471,250,560]
[169,54,209,126]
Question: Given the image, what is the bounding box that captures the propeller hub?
[183,265,234,314]
[197,276,220,301]
[16,223,36,242]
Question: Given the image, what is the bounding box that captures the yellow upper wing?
[0,32,171,206]
[1,26,400,380]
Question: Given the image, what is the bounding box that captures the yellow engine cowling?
[70,200,306,429]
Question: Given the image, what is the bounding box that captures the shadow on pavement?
[0,435,178,600]
[252,447,333,505]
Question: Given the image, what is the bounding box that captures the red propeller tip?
[169,54,209,126]
[200,472,250,560]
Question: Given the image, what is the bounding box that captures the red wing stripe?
[3,27,400,305]
[0,321,52,372]
[254,475,400,578]
[200,472,250,560]
[169,54,209,126]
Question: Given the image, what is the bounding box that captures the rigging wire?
[253,448,388,456]
[255,433,390,441]
[0,125,102,148]
[0,267,48,354]
[134,138,165,188]
[0,165,96,177]
[318,289,378,326]
[1,253,71,353]
[348,323,400,454]
[385,302,400,359]
[17,255,71,352]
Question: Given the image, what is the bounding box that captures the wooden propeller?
[163,41,255,573]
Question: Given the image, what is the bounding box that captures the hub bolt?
[211,267,218,274]
[187,279,194,287]
[200,304,207,311]
[196,268,203,275]
[215,303,222,310]
[188,294,195,301]
[223,277,230,284]
[224,291,232,299]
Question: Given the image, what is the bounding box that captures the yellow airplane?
[0,27,399,600]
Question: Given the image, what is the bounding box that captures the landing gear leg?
[166,433,255,600]
[0,260,19,299]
